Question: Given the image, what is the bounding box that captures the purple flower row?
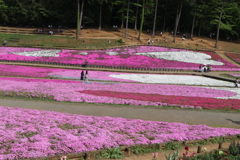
[0,106,239,159]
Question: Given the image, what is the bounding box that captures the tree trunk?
[99,0,103,30]
[138,0,145,40]
[79,0,84,35]
[121,12,124,28]
[215,3,224,49]
[173,0,183,43]
[190,6,196,40]
[134,0,139,30]
[125,0,130,38]
[76,0,80,39]
[152,0,158,37]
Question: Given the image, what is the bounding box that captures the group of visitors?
[147,39,154,45]
[80,70,89,81]
[199,64,212,72]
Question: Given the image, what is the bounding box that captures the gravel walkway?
[1,98,240,129]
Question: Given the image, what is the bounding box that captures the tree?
[190,0,197,39]
[138,0,145,40]
[152,0,158,37]
[76,0,80,39]
[79,0,84,35]
[134,0,139,30]
[173,0,184,43]
[0,0,7,22]
[125,0,130,38]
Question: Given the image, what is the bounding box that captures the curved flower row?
[0,77,239,110]
[0,106,240,159]
[1,46,240,71]
[0,64,135,82]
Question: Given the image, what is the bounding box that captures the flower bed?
[0,64,135,82]
[0,106,240,159]
[226,53,240,64]
[80,90,240,110]
[0,77,239,110]
[1,46,240,71]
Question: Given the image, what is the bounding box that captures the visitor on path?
[182,36,185,42]
[207,65,212,72]
[160,32,163,36]
[80,71,84,80]
[151,40,154,45]
[203,65,207,72]
[84,71,88,81]
[234,78,239,88]
[3,40,7,46]
[147,39,151,45]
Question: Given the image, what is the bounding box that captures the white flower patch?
[10,50,61,57]
[109,74,232,87]
[106,52,118,55]
[205,87,240,99]
[78,52,88,55]
[134,51,224,65]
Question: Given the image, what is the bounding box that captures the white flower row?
[109,74,233,87]
[135,51,224,65]
[10,50,61,57]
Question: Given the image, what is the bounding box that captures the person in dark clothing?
[80,71,84,80]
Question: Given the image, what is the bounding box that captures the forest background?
[0,0,240,46]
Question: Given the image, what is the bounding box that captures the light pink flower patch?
[0,106,240,159]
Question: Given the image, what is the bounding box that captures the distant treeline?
[0,0,240,40]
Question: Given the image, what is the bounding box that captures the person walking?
[84,70,88,81]
[234,78,239,88]
[80,71,84,80]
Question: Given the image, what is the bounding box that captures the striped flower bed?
[1,46,240,71]
[0,77,239,110]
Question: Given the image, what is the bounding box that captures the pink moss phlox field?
[0,64,136,82]
[1,106,240,159]
[0,77,237,109]
[1,46,240,71]
[226,53,240,64]
[81,90,240,110]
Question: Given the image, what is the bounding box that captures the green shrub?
[116,39,124,43]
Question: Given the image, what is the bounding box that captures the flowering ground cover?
[0,64,135,82]
[80,90,240,110]
[226,53,240,64]
[0,106,240,159]
[0,76,240,110]
[1,46,240,71]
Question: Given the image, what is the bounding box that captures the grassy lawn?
[0,33,124,49]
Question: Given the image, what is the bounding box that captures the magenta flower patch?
[1,46,240,71]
